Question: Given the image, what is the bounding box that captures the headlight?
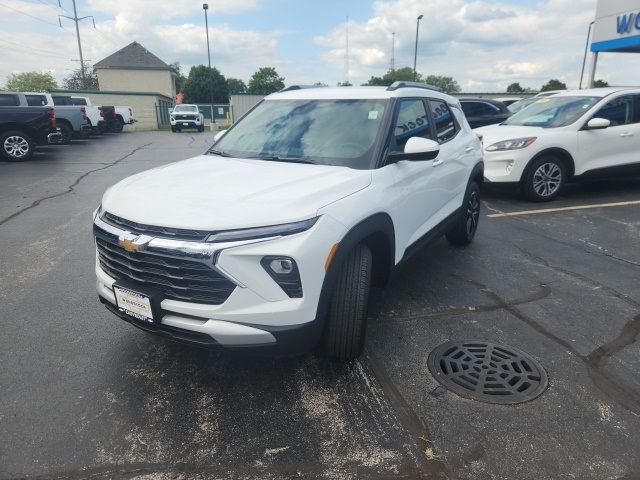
[206,217,318,243]
[486,137,537,151]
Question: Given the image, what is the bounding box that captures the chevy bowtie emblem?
[118,233,149,252]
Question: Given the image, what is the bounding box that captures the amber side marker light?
[324,243,339,271]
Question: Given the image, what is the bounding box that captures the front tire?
[323,244,372,359]
[0,131,34,162]
[446,181,481,246]
[522,156,565,202]
[198,125,205,133]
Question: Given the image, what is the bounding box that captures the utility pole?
[390,32,396,71]
[59,0,95,88]
[344,16,350,85]
[203,3,214,124]
[413,15,423,81]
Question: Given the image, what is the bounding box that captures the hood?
[101,155,371,230]
[476,124,544,146]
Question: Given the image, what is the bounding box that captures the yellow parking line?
[487,199,640,218]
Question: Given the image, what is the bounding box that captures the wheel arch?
[316,213,395,327]
[524,148,575,179]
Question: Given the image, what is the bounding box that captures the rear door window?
[428,100,458,143]
[25,95,47,106]
[0,94,19,106]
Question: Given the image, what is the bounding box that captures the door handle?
[620,132,634,137]
[465,146,474,153]
[432,158,443,167]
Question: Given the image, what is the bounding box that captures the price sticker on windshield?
[368,110,379,120]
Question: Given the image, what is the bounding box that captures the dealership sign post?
[587,0,640,87]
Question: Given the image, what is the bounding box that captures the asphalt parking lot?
[1,132,639,480]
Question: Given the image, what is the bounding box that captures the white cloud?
[313,0,640,91]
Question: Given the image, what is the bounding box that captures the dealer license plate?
[114,286,154,323]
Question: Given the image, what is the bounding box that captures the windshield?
[210,99,388,169]
[174,105,197,112]
[503,96,600,128]
[507,98,536,114]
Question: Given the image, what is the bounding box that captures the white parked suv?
[93,82,484,359]
[478,88,640,201]
[170,104,204,132]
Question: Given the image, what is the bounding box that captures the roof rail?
[278,85,326,92]
[386,81,443,92]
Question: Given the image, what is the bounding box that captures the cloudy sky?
[0,0,637,92]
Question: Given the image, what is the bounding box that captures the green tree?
[424,75,461,94]
[247,67,285,95]
[363,67,417,86]
[507,82,525,93]
[183,65,228,103]
[314,81,328,87]
[62,66,98,90]
[226,77,247,94]
[593,79,609,88]
[540,79,567,92]
[170,62,187,93]
[337,81,352,86]
[5,71,57,92]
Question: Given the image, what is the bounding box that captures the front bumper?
[94,212,345,352]
[483,149,532,183]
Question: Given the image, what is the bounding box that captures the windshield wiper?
[254,155,316,165]
[208,149,231,157]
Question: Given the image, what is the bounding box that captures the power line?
[0,2,63,27]
[0,37,70,58]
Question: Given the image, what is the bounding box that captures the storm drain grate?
[427,341,548,404]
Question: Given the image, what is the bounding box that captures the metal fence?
[155,98,173,128]
[155,102,230,128]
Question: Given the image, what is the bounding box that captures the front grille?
[176,114,196,120]
[102,212,209,241]
[95,228,236,305]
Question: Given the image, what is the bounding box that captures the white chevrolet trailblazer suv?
[478,87,640,201]
[93,82,484,359]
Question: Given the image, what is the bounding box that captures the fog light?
[261,256,302,298]
[269,258,293,274]
[506,161,515,173]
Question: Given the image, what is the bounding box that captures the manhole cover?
[427,341,548,404]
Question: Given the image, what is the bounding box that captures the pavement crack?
[579,239,640,268]
[586,314,640,368]
[0,143,151,227]
[363,350,452,479]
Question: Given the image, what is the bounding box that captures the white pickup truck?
[170,104,205,132]
[70,96,136,132]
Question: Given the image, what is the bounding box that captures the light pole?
[413,15,423,81]
[203,3,214,123]
[579,21,595,89]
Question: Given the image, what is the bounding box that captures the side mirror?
[213,130,227,142]
[387,137,440,163]
[586,118,611,130]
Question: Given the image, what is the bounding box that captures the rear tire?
[0,130,34,162]
[323,244,372,359]
[446,181,481,246]
[522,156,565,202]
[111,120,124,133]
[58,124,72,144]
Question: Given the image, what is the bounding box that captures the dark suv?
[459,98,511,129]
